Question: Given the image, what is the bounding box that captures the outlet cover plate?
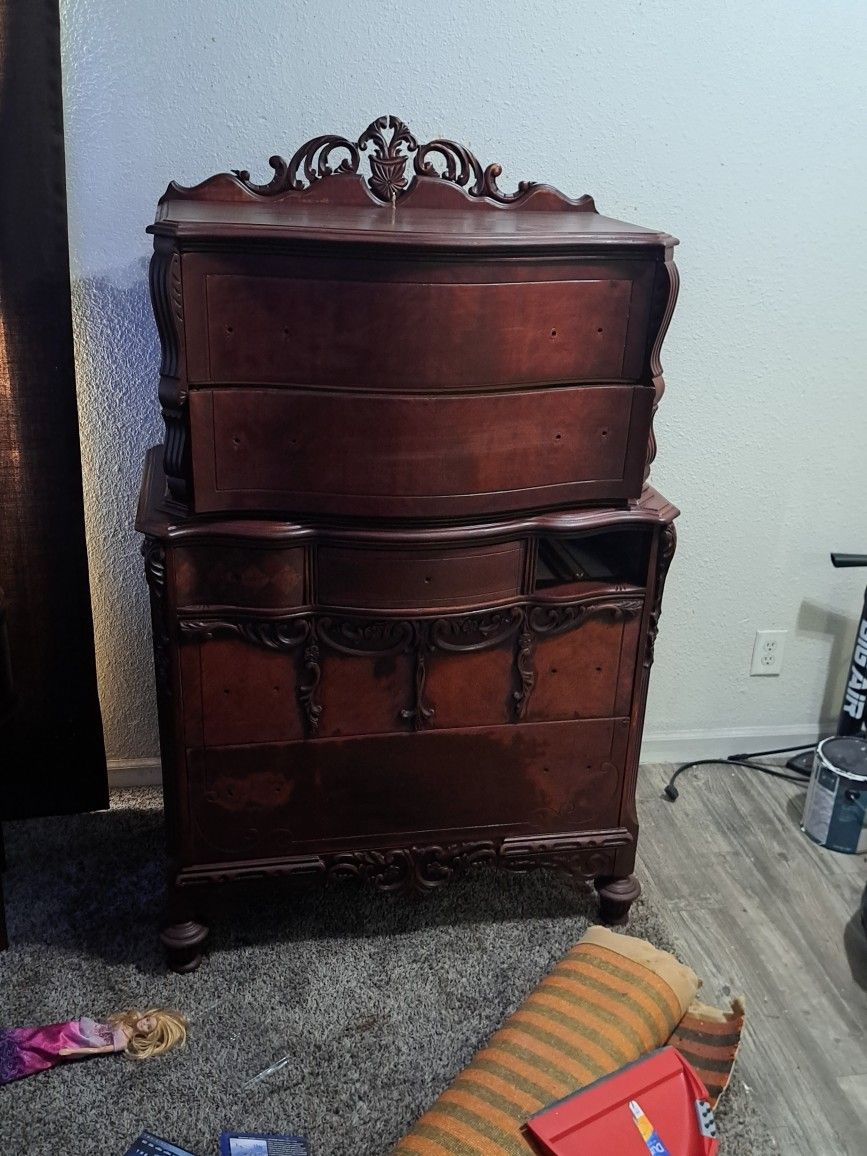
[751,629,787,676]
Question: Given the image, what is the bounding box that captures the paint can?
[802,736,867,853]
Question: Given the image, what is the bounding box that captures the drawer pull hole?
[595,666,602,673]
[554,433,562,442]
[597,327,603,334]
[225,324,234,335]
[223,688,230,696]
[550,667,558,675]
[232,435,241,446]
[550,328,557,337]
[424,576,432,584]
[601,428,609,438]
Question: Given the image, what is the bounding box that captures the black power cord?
[663,757,808,801]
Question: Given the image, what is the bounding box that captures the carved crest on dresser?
[164,114,597,209]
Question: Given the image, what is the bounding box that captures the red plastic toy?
[523,1046,719,1156]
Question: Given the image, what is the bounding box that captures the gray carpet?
[1,788,776,1154]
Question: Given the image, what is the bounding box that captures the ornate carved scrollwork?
[298,624,323,735]
[644,523,677,669]
[325,842,497,894]
[322,836,623,895]
[142,535,166,592]
[178,616,309,650]
[316,615,414,657]
[175,834,629,892]
[513,623,536,720]
[430,606,523,652]
[361,116,419,202]
[400,630,436,731]
[149,247,183,378]
[412,137,536,204]
[528,598,644,637]
[142,537,171,699]
[645,259,680,480]
[149,244,188,503]
[499,834,625,880]
[226,114,594,208]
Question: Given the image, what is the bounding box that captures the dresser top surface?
[151,187,676,252]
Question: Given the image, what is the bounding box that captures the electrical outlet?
[750,630,787,676]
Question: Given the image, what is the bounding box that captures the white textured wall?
[60,0,867,763]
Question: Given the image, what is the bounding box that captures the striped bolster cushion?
[392,927,700,1156]
[668,997,745,1108]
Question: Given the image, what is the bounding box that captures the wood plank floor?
[637,761,867,1156]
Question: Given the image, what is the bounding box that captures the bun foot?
[161,918,208,973]
[595,873,641,926]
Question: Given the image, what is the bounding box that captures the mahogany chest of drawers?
[137,116,679,971]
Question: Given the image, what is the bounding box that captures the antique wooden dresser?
[137,116,679,971]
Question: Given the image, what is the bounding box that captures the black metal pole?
[837,583,867,737]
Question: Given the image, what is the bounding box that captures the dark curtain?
[0,0,107,817]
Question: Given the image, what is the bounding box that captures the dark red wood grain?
[185,718,629,862]
[315,541,524,610]
[173,544,306,610]
[189,384,653,517]
[202,272,636,388]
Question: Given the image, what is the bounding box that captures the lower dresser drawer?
[177,602,643,745]
[184,718,630,862]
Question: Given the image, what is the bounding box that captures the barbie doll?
[0,1008,187,1085]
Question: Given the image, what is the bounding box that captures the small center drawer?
[316,541,524,611]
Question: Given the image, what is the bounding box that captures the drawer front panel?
[195,639,306,748]
[189,384,652,516]
[524,614,643,723]
[425,643,518,730]
[185,718,630,861]
[427,609,643,728]
[173,544,305,610]
[200,273,639,389]
[315,652,415,740]
[316,542,524,610]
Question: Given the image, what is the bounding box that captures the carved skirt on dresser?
[137,449,677,972]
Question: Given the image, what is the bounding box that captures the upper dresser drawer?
[181,253,657,391]
[187,382,653,517]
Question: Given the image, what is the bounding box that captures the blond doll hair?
[109,1009,188,1060]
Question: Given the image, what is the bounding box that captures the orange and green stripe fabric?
[391,926,699,1156]
[667,998,745,1108]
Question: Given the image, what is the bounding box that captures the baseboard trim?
[108,723,829,789]
[638,723,828,765]
[108,758,163,788]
